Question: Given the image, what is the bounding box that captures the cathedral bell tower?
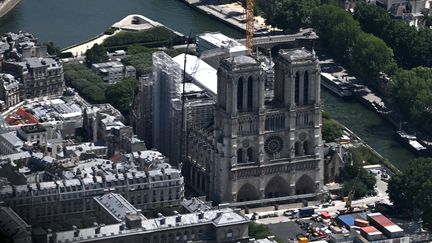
[211,49,323,204]
[212,55,264,203]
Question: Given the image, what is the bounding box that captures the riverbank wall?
[0,0,21,18]
[352,89,400,129]
[61,32,105,53]
[179,0,272,35]
[334,118,400,174]
[62,14,185,57]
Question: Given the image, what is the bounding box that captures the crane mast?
[246,0,254,55]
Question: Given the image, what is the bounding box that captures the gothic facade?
[184,48,323,204]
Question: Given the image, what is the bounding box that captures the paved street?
[251,173,389,226]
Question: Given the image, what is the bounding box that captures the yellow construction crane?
[345,166,362,212]
[246,0,254,55]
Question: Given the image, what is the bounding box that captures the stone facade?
[0,131,23,155]
[185,49,324,203]
[91,61,136,84]
[49,203,250,243]
[0,73,20,109]
[0,158,184,225]
[2,57,64,99]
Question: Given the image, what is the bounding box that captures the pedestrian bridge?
[237,28,319,50]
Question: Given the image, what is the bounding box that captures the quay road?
[62,30,121,58]
[252,174,389,225]
[180,0,268,33]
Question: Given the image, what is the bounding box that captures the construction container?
[367,213,404,238]
[360,226,385,241]
[320,211,331,220]
[299,207,315,218]
[336,215,355,229]
[298,237,308,243]
[355,218,369,227]
[330,225,343,234]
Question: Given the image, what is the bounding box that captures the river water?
[322,90,414,170]
[0,0,415,169]
[0,0,242,48]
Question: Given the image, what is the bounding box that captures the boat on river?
[396,131,430,156]
[320,72,353,98]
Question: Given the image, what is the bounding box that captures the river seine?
[0,0,242,48]
[0,0,414,169]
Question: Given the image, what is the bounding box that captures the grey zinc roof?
[212,210,247,226]
[1,132,23,147]
[0,151,31,162]
[54,208,248,242]
[26,98,83,122]
[2,80,19,91]
[94,193,145,222]
[182,198,211,213]
[25,57,59,69]
[0,206,30,238]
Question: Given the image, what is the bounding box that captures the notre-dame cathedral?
[184,48,323,204]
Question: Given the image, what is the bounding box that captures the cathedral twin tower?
[211,49,323,203]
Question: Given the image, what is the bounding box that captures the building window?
[304,71,309,105]
[247,76,253,111]
[295,72,300,104]
[237,149,243,163]
[304,140,310,155]
[247,147,254,162]
[226,229,233,239]
[237,77,244,111]
[295,141,301,156]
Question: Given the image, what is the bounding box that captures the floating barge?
[320,72,353,98]
[396,130,431,156]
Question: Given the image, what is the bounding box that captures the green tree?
[45,41,62,56]
[390,67,432,135]
[382,21,419,68]
[354,3,432,69]
[249,222,273,239]
[388,158,432,225]
[354,4,391,37]
[105,78,138,116]
[64,64,107,103]
[339,161,376,199]
[329,18,361,62]
[267,0,320,31]
[122,51,155,76]
[351,32,396,86]
[103,26,178,48]
[248,222,282,243]
[322,116,343,142]
[85,44,108,67]
[349,146,382,165]
[311,5,355,46]
[342,180,369,198]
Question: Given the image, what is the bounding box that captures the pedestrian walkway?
[62,30,121,58]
